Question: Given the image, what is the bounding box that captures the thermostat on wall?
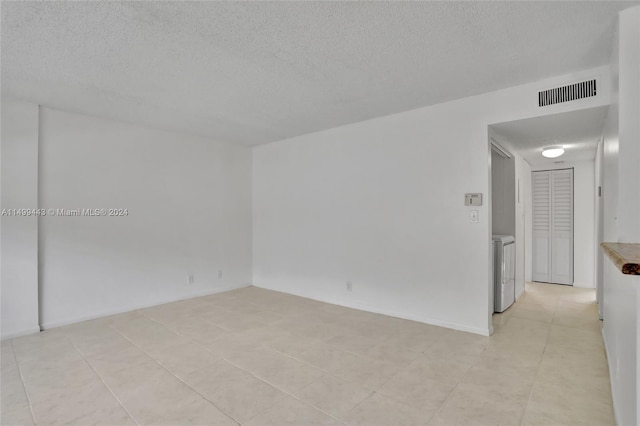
[465,193,483,206]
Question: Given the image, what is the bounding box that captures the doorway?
[532,168,574,285]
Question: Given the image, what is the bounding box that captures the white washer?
[493,235,515,313]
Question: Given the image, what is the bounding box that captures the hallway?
[495,282,613,425]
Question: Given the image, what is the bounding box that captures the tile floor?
[1,282,614,425]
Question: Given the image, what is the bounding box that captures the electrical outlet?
[346,281,353,292]
[217,270,223,279]
[188,273,194,285]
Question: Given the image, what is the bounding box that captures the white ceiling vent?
[538,79,597,107]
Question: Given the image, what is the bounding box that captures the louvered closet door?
[532,172,551,282]
[532,169,574,285]
[550,169,573,284]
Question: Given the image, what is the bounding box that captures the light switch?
[470,210,479,223]
[465,193,483,206]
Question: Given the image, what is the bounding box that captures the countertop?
[601,242,640,275]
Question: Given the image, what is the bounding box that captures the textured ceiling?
[1,1,636,146]
[491,106,608,168]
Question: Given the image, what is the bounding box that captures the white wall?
[253,66,610,336]
[0,98,41,339]
[531,160,596,288]
[600,6,640,426]
[38,108,253,328]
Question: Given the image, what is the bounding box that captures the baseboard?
[253,283,491,336]
[40,284,250,331]
[1,326,42,341]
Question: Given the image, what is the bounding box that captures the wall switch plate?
[465,193,483,206]
[470,210,479,223]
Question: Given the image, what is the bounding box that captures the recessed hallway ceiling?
[491,106,608,168]
[1,1,636,146]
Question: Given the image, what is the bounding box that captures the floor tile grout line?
[425,354,479,426]
[140,293,448,424]
[268,340,464,422]
[221,356,348,425]
[67,336,141,426]
[142,303,411,396]
[108,325,243,425]
[137,300,346,423]
[518,297,555,426]
[10,339,38,426]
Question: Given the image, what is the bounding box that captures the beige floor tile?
[149,341,222,383]
[375,355,463,409]
[245,308,285,325]
[509,302,556,323]
[332,354,406,391]
[149,396,238,425]
[325,333,379,357]
[39,404,134,426]
[265,334,325,358]
[188,361,287,423]
[246,396,343,425]
[30,379,128,426]
[295,323,347,341]
[319,304,379,323]
[200,310,265,332]
[422,330,489,364]
[429,382,528,426]
[226,347,323,393]
[85,342,152,376]
[535,363,612,402]
[1,366,29,413]
[0,283,614,426]
[345,392,434,426]
[482,336,545,368]
[12,334,82,366]
[1,341,17,372]
[201,331,264,358]
[381,326,447,353]
[113,317,191,353]
[552,309,603,332]
[395,355,472,387]
[1,403,35,426]
[294,344,362,372]
[362,340,422,365]
[541,345,608,374]
[523,380,614,426]
[99,359,168,397]
[461,356,537,400]
[294,375,373,418]
[20,361,99,405]
[110,371,203,424]
[556,299,599,313]
[68,328,135,358]
[547,323,603,346]
[494,316,551,341]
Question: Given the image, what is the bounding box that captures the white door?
[532,169,574,285]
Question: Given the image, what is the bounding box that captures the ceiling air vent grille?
[538,79,596,107]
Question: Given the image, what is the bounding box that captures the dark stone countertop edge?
[601,242,640,276]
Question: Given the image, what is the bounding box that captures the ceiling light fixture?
[542,146,565,158]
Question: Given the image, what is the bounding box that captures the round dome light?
[542,146,565,158]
